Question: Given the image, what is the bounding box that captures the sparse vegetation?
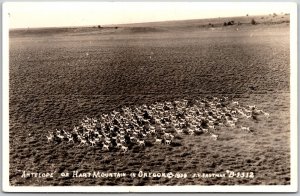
[223,20,235,26]
[9,14,290,186]
[208,23,214,27]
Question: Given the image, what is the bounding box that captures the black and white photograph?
[2,2,298,192]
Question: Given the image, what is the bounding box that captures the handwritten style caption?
[21,170,254,179]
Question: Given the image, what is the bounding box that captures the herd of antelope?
[46,97,269,152]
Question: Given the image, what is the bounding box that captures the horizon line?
[9,13,284,30]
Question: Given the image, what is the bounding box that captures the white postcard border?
[2,1,298,192]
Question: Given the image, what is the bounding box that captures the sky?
[4,2,294,29]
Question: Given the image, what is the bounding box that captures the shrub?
[251,19,257,25]
[227,21,234,25]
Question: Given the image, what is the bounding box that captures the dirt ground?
[8,15,290,186]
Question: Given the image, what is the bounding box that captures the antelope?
[121,146,128,152]
[89,139,96,147]
[230,109,237,115]
[56,132,65,140]
[141,132,147,137]
[116,142,122,148]
[248,105,256,110]
[119,138,126,144]
[232,117,238,122]
[243,109,252,114]
[154,137,162,144]
[190,124,197,129]
[218,122,224,126]
[46,131,54,142]
[208,116,214,120]
[237,109,246,116]
[94,130,100,136]
[187,128,194,135]
[208,120,214,125]
[226,119,234,124]
[104,139,111,145]
[169,134,174,140]
[264,112,270,118]
[149,128,156,134]
[246,115,252,119]
[163,132,169,137]
[232,101,239,106]
[228,122,235,128]
[102,144,109,151]
[137,140,145,146]
[208,125,215,130]
[241,126,250,132]
[164,139,172,145]
[173,122,180,128]
[175,128,183,134]
[130,136,136,142]
[73,126,79,134]
[210,133,219,140]
[67,135,74,143]
[78,137,87,146]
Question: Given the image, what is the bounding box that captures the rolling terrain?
[9,14,290,186]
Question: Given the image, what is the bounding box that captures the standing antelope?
[121,145,128,152]
[210,133,219,141]
[154,136,162,144]
[46,131,54,143]
[137,140,145,146]
[102,144,109,151]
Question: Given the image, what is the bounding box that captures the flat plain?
[9,14,291,186]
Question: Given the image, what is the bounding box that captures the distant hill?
[9,13,289,36]
[105,13,290,28]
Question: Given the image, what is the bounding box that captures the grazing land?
[9,14,290,186]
